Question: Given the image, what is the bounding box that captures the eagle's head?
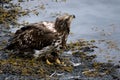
[55,14,75,34]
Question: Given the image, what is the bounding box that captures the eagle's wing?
[6,23,58,50]
[15,23,41,35]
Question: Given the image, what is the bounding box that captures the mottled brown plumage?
[6,14,75,58]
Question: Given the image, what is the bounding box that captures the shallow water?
[10,0,120,65]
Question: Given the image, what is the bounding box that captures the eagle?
[5,14,75,64]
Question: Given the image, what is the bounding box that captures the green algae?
[0,55,72,78]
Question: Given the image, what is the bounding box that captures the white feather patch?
[34,50,42,58]
[43,22,57,32]
[34,46,52,58]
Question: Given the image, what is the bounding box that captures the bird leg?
[46,57,61,65]
[46,59,53,65]
[55,58,61,64]
[50,51,61,64]
[34,46,61,65]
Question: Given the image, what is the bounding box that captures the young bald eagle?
[6,14,75,63]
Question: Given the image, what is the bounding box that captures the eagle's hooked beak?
[68,14,75,20]
[71,15,75,18]
[66,14,75,24]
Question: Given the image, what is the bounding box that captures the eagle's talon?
[61,61,64,65]
[46,59,53,65]
[56,58,61,64]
